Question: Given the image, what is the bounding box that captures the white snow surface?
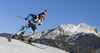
[0,37,68,53]
[59,23,100,35]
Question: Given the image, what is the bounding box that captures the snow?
[59,23,99,35]
[0,37,68,53]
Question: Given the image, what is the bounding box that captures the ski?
[10,35,45,49]
[31,44,45,49]
[22,39,45,49]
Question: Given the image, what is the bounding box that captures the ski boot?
[11,34,20,40]
[27,37,33,45]
[11,34,16,39]
[18,34,26,41]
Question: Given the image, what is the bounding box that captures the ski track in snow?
[0,37,68,53]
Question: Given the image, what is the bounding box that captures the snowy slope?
[0,37,68,53]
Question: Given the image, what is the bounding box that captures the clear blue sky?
[0,0,100,34]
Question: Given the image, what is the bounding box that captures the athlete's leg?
[31,25,37,38]
[16,24,29,35]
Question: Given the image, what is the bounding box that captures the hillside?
[0,37,67,53]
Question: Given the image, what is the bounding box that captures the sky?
[0,0,100,34]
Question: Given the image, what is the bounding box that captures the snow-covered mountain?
[25,23,100,39]
[58,23,99,35]
[0,37,68,53]
[33,33,100,52]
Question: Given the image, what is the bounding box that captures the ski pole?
[16,15,25,20]
[16,10,47,19]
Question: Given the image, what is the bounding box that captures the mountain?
[0,23,100,53]
[0,33,12,37]
[24,23,100,53]
[57,23,99,35]
[33,33,100,53]
[25,23,100,40]
[73,33,100,49]
[0,37,68,53]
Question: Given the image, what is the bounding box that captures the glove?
[38,24,41,26]
[25,18,28,20]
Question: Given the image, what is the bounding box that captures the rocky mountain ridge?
[25,23,100,40]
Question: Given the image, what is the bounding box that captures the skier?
[14,11,46,42]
